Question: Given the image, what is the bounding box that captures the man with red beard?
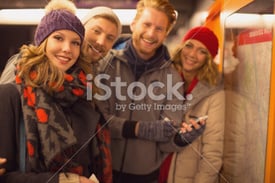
[96,0,206,183]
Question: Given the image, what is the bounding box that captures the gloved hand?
[174,123,206,146]
[137,120,177,142]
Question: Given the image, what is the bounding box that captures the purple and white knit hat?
[34,0,85,46]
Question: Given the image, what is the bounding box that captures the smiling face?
[130,7,169,60]
[181,39,209,77]
[83,17,119,63]
[45,30,81,72]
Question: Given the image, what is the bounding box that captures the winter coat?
[0,83,103,183]
[167,81,225,183]
[0,53,19,84]
[97,39,185,178]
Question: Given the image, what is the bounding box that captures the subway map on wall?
[222,28,272,183]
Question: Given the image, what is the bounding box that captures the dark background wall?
[0,25,35,74]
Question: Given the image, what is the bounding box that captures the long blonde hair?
[172,42,220,86]
[17,40,91,92]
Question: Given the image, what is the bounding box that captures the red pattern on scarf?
[95,123,113,183]
[27,141,35,157]
[36,108,48,123]
[15,68,87,174]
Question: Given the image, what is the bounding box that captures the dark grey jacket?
[97,40,185,176]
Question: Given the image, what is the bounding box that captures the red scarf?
[181,72,199,97]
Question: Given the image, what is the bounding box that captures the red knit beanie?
[183,26,219,58]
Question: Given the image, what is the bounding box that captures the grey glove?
[137,120,177,142]
[175,123,206,146]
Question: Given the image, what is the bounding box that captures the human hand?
[0,158,7,176]
[136,119,177,142]
[179,116,206,133]
[175,118,206,146]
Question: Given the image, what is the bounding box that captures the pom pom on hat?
[44,0,76,14]
[34,0,85,46]
[81,6,122,36]
[183,26,219,58]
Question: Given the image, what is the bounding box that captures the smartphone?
[188,115,208,127]
[194,115,208,122]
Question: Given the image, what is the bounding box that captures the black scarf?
[124,39,170,80]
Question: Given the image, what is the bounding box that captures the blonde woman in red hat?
[159,26,225,183]
[0,0,110,183]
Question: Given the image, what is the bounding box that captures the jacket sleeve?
[157,68,185,152]
[0,84,59,183]
[95,99,128,139]
[194,90,225,183]
[0,54,18,84]
[94,58,131,140]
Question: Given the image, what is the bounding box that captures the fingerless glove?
[137,120,176,142]
[174,123,206,146]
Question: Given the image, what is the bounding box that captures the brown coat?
[167,81,225,183]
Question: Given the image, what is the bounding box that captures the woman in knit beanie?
[0,0,106,183]
[159,26,225,183]
[0,6,122,83]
